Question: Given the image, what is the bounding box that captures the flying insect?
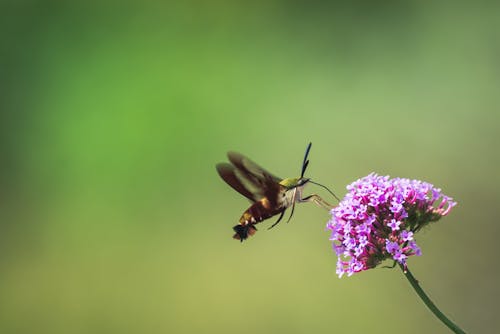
[216,143,338,241]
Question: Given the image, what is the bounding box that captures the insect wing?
[227,152,283,204]
[216,163,259,201]
[216,152,284,205]
[227,152,281,183]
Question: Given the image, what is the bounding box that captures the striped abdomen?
[233,197,284,241]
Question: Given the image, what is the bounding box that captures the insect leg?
[299,194,333,210]
[268,209,286,230]
[285,188,298,224]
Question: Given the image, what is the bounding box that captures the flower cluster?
[327,173,456,278]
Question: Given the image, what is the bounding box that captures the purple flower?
[386,240,400,254]
[388,219,401,231]
[327,173,456,278]
[393,251,407,263]
[401,230,414,241]
[408,241,422,256]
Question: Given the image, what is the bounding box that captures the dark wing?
[216,152,283,204]
[226,152,283,205]
[216,163,258,201]
[227,152,282,183]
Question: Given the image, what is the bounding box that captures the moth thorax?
[279,177,301,189]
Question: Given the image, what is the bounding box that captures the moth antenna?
[300,142,312,178]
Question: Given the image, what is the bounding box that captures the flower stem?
[400,264,466,334]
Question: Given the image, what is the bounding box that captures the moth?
[216,143,337,241]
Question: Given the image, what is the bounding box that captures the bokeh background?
[1,1,499,333]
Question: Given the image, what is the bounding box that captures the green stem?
[400,264,466,334]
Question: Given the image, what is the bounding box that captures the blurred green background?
[1,1,498,333]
